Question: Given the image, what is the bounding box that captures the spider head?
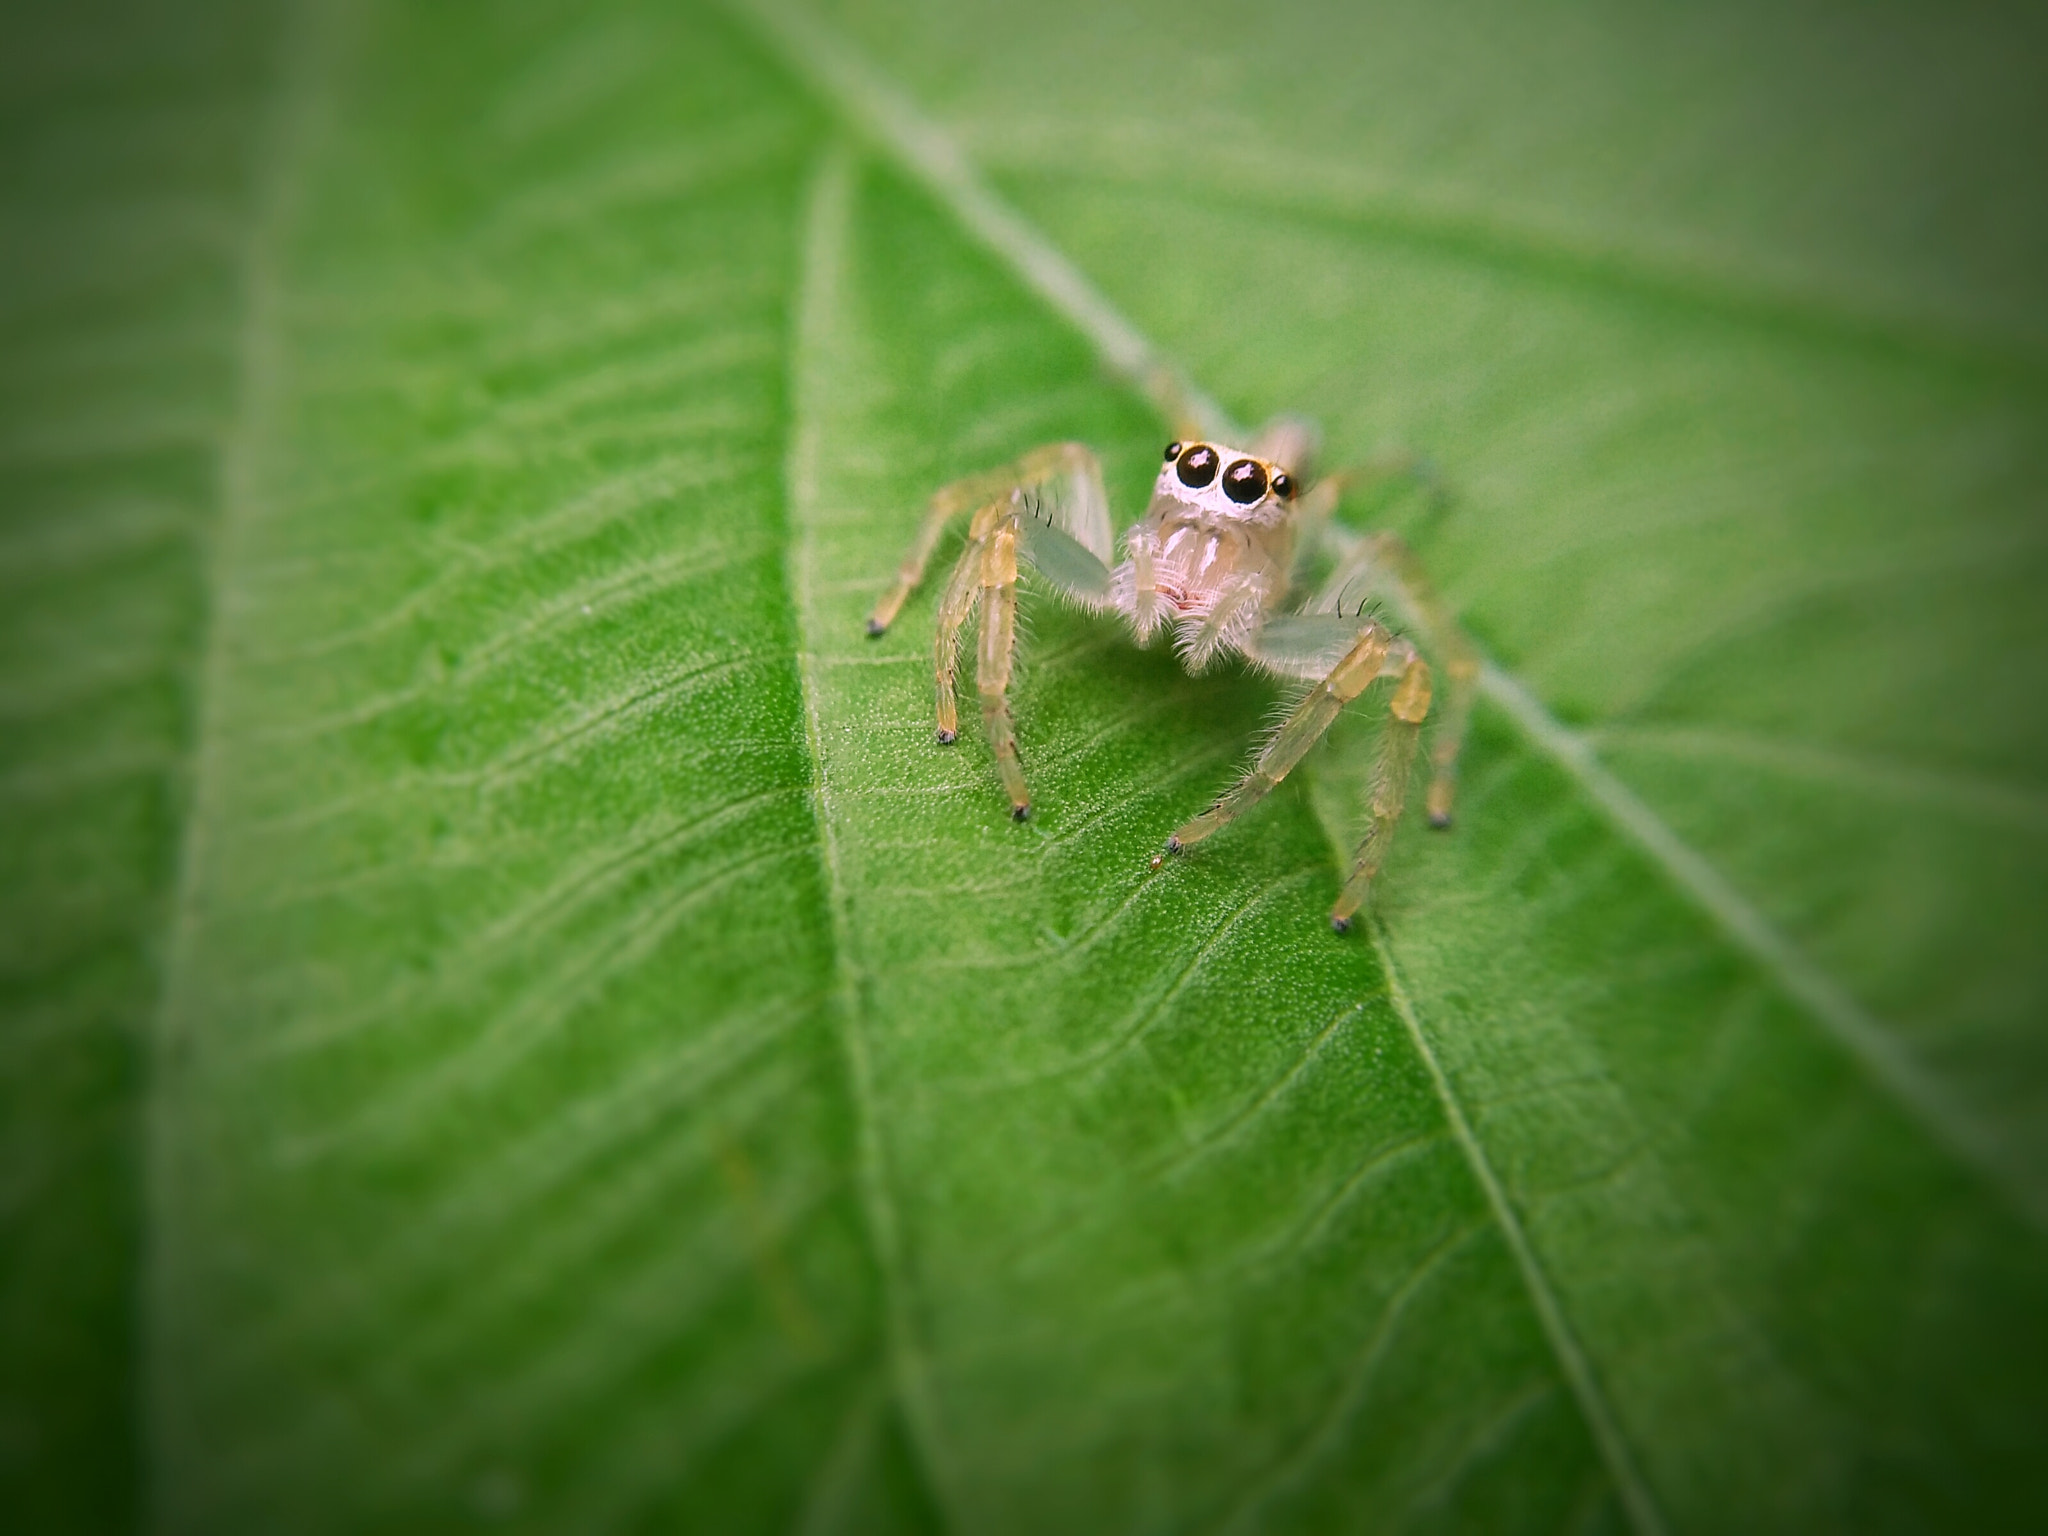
[1158,440,1298,519]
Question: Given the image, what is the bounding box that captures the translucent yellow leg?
[867,442,1103,636]
[1315,528,1476,828]
[1155,622,1434,931]
[975,518,1031,818]
[925,500,1033,816]
[1159,622,1395,854]
[931,532,984,744]
[1329,652,1432,932]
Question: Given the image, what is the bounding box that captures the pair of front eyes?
[1163,442,1297,504]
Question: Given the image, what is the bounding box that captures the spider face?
[1157,440,1297,521]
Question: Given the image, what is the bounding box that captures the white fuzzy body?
[1104,442,1297,669]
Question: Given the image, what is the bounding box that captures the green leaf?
[1,3,280,1529]
[4,1,2045,1533]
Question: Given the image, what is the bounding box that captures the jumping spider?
[865,421,1479,931]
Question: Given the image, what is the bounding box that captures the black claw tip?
[1330,914,1352,934]
[936,728,957,745]
[1428,810,1453,830]
[865,617,886,637]
[1012,803,1030,822]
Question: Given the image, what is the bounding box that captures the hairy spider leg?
[878,441,1124,821]
[927,495,1033,814]
[974,508,1031,817]
[1179,545,1266,673]
[866,441,1106,636]
[1126,522,1163,645]
[930,525,984,744]
[1315,528,1477,827]
[1330,645,1432,930]
[1159,619,1435,925]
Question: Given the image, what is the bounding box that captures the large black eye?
[1222,458,1269,504]
[1271,471,1296,500]
[1163,441,1183,461]
[1175,444,1219,489]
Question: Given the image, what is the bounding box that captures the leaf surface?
[4,1,2045,1532]
[1,3,279,1527]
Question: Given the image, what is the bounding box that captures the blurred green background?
[3,0,2045,1531]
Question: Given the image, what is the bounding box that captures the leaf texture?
[3,0,2045,1532]
[0,2,279,1527]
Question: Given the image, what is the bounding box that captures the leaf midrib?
[141,0,340,1513]
[1368,919,1668,1536]
[784,137,959,1525]
[977,143,2048,389]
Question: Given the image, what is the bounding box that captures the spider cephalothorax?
[864,421,1478,930]
[1119,439,1302,665]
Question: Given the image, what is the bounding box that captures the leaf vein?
[1371,920,1669,1536]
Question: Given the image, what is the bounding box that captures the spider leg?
[971,503,1031,818]
[931,527,985,745]
[1313,525,1477,828]
[1179,557,1263,674]
[884,443,1120,817]
[871,486,971,638]
[1329,641,1432,931]
[1126,524,1162,645]
[1161,622,1431,926]
[867,442,1108,635]
[930,510,1044,815]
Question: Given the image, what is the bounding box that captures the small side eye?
[1164,441,1183,461]
[1176,445,1220,489]
[1222,458,1269,504]
[1271,471,1296,500]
